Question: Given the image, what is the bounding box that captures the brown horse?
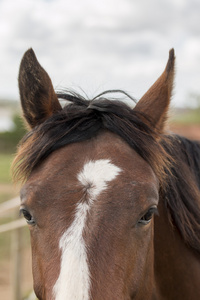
[13,49,200,300]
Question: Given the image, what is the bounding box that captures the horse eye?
[20,209,35,225]
[138,206,158,225]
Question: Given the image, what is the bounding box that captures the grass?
[0,153,17,204]
[0,191,17,204]
[171,108,200,125]
[0,153,19,260]
[0,153,14,184]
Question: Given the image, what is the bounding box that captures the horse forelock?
[12,91,171,186]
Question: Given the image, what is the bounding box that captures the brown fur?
[13,49,200,299]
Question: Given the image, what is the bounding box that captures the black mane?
[13,91,200,253]
[14,91,171,184]
[162,136,200,253]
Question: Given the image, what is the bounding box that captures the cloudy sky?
[0,0,200,107]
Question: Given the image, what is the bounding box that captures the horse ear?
[18,48,62,128]
[134,49,175,132]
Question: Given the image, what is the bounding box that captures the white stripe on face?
[53,159,121,300]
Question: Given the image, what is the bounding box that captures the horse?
[13,48,200,300]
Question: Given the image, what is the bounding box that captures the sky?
[0,0,200,108]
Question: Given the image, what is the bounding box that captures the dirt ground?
[170,123,200,140]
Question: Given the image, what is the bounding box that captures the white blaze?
[53,159,121,300]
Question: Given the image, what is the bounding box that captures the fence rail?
[0,197,20,215]
[0,218,26,233]
[0,197,27,233]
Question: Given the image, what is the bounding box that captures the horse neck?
[153,136,200,299]
[154,194,200,300]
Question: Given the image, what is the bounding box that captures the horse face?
[16,48,175,299]
[20,131,159,300]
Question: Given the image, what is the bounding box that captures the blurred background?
[0,0,200,299]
